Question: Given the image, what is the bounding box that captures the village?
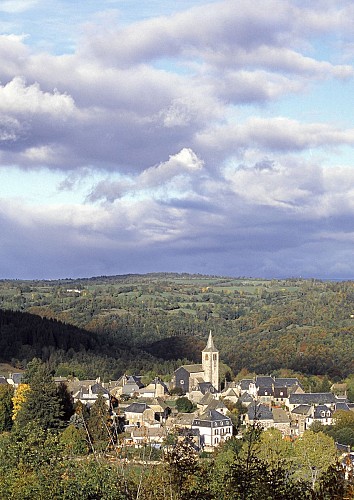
[4,332,353,454]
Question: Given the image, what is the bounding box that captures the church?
[173,331,219,394]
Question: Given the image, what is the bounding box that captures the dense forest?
[1,274,354,382]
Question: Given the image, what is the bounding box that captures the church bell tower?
[202,331,219,391]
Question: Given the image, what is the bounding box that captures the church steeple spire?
[205,330,215,351]
[202,331,219,391]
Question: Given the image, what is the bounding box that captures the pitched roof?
[91,383,109,395]
[291,404,312,416]
[239,392,254,403]
[125,402,151,414]
[256,376,274,388]
[258,387,273,396]
[272,408,290,424]
[247,404,273,421]
[198,381,216,394]
[239,379,254,390]
[335,402,351,412]
[199,391,216,406]
[289,393,336,405]
[193,409,231,426]
[274,378,300,388]
[180,364,204,373]
[314,405,333,418]
[274,387,288,398]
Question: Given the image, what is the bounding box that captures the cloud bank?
[0,0,354,279]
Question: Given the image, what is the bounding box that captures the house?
[272,408,291,436]
[66,378,110,407]
[121,376,145,397]
[245,403,274,429]
[306,405,334,427]
[290,405,313,436]
[138,378,168,399]
[198,395,228,416]
[192,409,232,449]
[7,373,23,387]
[124,402,157,428]
[238,392,254,407]
[238,379,257,397]
[147,398,171,423]
[221,387,239,404]
[257,386,273,405]
[167,412,196,431]
[288,392,337,412]
[237,376,302,406]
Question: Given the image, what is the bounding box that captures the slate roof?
[180,364,204,373]
[314,405,333,419]
[258,387,273,397]
[291,404,312,416]
[193,409,231,427]
[335,402,351,412]
[274,378,300,388]
[199,392,215,406]
[289,393,336,406]
[222,388,238,398]
[0,376,8,385]
[206,399,227,412]
[248,404,273,421]
[239,392,254,403]
[256,376,274,388]
[239,379,254,390]
[272,408,290,424]
[125,376,144,389]
[198,382,216,394]
[125,402,151,414]
[91,383,109,395]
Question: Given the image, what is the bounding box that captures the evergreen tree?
[16,360,63,430]
[87,394,112,451]
[0,384,14,432]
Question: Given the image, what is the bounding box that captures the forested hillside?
[0,309,180,380]
[1,274,354,380]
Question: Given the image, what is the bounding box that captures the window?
[205,354,209,360]
[180,380,184,385]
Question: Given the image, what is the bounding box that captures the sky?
[1,0,354,280]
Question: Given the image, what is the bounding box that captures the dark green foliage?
[87,393,113,451]
[16,359,72,430]
[176,396,194,413]
[0,384,14,432]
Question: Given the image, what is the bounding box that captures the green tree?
[87,393,112,452]
[294,430,337,488]
[16,360,63,430]
[253,428,293,469]
[0,384,14,432]
[60,424,88,456]
[176,396,194,413]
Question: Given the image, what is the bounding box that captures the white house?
[192,409,232,449]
